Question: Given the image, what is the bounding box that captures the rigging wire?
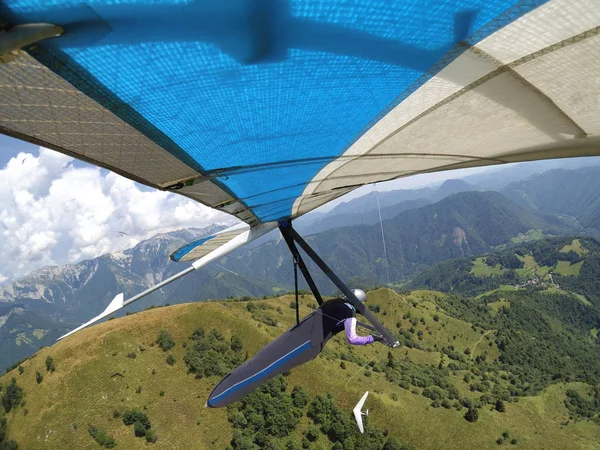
[375,186,391,286]
[360,184,376,226]
[216,264,238,276]
[578,211,600,235]
[293,254,300,326]
[345,355,377,387]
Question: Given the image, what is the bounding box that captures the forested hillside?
[408,237,600,306]
[1,289,599,449]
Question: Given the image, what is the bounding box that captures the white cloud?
[0,147,236,283]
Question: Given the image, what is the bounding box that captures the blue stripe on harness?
[208,340,312,405]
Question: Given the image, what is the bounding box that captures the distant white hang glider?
[353,391,369,434]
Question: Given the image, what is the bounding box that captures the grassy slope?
[1,290,599,450]
[555,260,584,277]
[471,258,506,277]
[540,288,592,306]
[560,239,588,256]
[487,299,510,317]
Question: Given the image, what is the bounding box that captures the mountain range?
[298,156,600,235]
[501,166,600,232]
[295,178,474,235]
[0,226,227,371]
[224,190,579,289]
[2,163,600,372]
[0,188,583,372]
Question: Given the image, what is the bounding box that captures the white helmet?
[350,289,367,303]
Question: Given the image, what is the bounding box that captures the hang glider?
[353,391,370,434]
[1,1,600,342]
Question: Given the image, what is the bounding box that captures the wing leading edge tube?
[58,222,277,340]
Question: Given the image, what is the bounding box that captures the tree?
[0,418,6,442]
[122,409,150,428]
[369,304,381,313]
[184,328,243,379]
[230,430,261,450]
[227,376,301,443]
[134,421,147,437]
[305,426,319,442]
[301,436,310,449]
[166,355,176,366]
[495,399,505,412]
[2,379,23,413]
[486,255,500,267]
[465,407,479,423]
[291,386,309,408]
[122,410,153,440]
[45,356,55,373]
[88,424,116,448]
[145,429,158,443]
[36,371,43,384]
[383,437,404,450]
[230,335,243,352]
[157,330,175,351]
[286,440,302,450]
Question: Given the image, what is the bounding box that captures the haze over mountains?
[1,163,600,371]
[295,178,472,235]
[502,166,600,232]
[299,156,600,234]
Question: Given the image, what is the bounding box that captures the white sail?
[353,391,369,434]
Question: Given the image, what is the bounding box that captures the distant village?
[514,269,559,290]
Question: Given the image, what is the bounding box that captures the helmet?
[350,289,367,303]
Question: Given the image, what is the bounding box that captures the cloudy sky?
[0,135,236,284]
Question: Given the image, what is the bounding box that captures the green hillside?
[408,237,600,305]
[1,289,599,449]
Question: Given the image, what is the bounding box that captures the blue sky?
[0,134,37,163]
